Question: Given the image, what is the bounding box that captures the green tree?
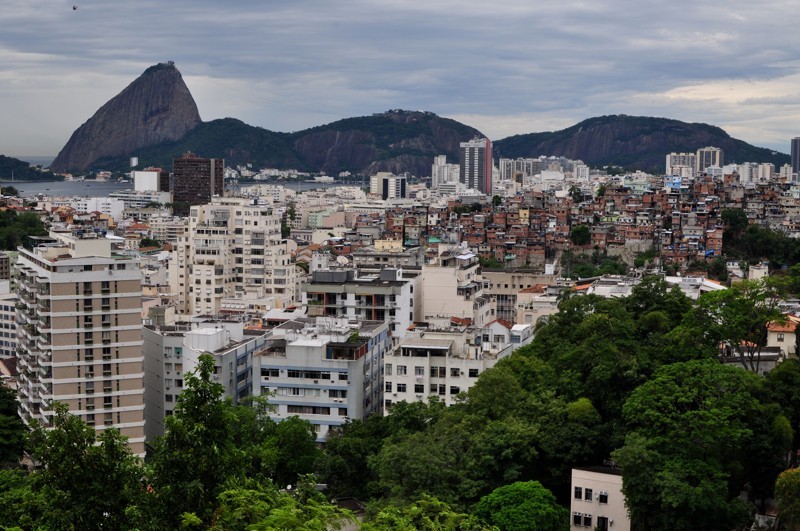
[569,224,591,246]
[0,386,25,467]
[147,354,244,525]
[473,481,568,531]
[492,195,502,207]
[362,495,491,531]
[612,360,767,530]
[0,186,19,196]
[776,468,800,531]
[681,279,785,372]
[767,358,800,466]
[209,475,355,531]
[139,237,161,248]
[26,403,144,530]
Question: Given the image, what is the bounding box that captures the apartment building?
[15,231,145,455]
[383,321,533,412]
[302,268,417,338]
[168,197,295,316]
[0,280,17,359]
[421,248,493,327]
[571,467,630,531]
[252,317,389,441]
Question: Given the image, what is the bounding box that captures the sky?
[2,0,800,161]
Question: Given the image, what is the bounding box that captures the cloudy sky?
[2,0,800,160]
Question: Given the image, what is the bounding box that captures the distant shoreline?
[0,179,63,184]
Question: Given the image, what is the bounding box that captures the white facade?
[168,197,295,316]
[421,249,492,327]
[252,317,389,441]
[666,152,696,176]
[132,170,160,192]
[0,281,17,359]
[431,155,460,189]
[571,467,630,531]
[302,268,417,338]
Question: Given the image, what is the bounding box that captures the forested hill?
[91,110,484,176]
[0,155,57,181]
[493,114,790,172]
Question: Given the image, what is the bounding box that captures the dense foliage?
[0,210,48,250]
[0,155,56,181]
[2,276,798,529]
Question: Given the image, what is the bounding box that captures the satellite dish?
[336,256,349,265]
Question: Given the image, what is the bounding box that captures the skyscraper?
[791,137,800,176]
[16,231,146,455]
[172,152,224,216]
[459,138,493,194]
[695,146,723,174]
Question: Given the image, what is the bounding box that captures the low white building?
[382,321,532,412]
[571,467,630,531]
[252,317,389,442]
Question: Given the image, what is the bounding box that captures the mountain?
[50,62,201,173]
[52,63,789,175]
[90,110,483,177]
[493,115,789,171]
[0,155,53,181]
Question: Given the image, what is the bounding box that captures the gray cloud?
[1,0,799,158]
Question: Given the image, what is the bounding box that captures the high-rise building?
[15,231,145,455]
[167,197,294,315]
[431,155,460,189]
[695,146,723,174]
[792,137,800,176]
[459,138,493,194]
[666,152,696,176]
[172,152,224,216]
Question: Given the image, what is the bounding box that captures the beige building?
[421,248,492,327]
[570,467,630,531]
[168,197,295,316]
[16,231,146,455]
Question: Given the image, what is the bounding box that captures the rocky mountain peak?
[50,62,201,172]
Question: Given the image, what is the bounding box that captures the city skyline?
[2,0,800,157]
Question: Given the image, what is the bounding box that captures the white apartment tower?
[431,155,460,189]
[169,197,295,316]
[665,152,696,176]
[16,231,146,455]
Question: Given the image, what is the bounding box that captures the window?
[582,514,592,527]
[584,488,592,501]
[450,368,460,377]
[598,491,608,504]
[338,373,348,381]
[385,381,392,392]
[438,384,446,395]
[469,368,479,378]
[430,366,439,377]
[397,383,407,393]
[596,516,609,531]
[397,365,407,376]
[574,486,582,499]
[414,366,425,376]
[572,513,582,526]
[778,333,785,342]
[430,383,438,392]
[438,366,446,378]
[414,384,424,393]
[385,364,392,376]
[450,386,460,395]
